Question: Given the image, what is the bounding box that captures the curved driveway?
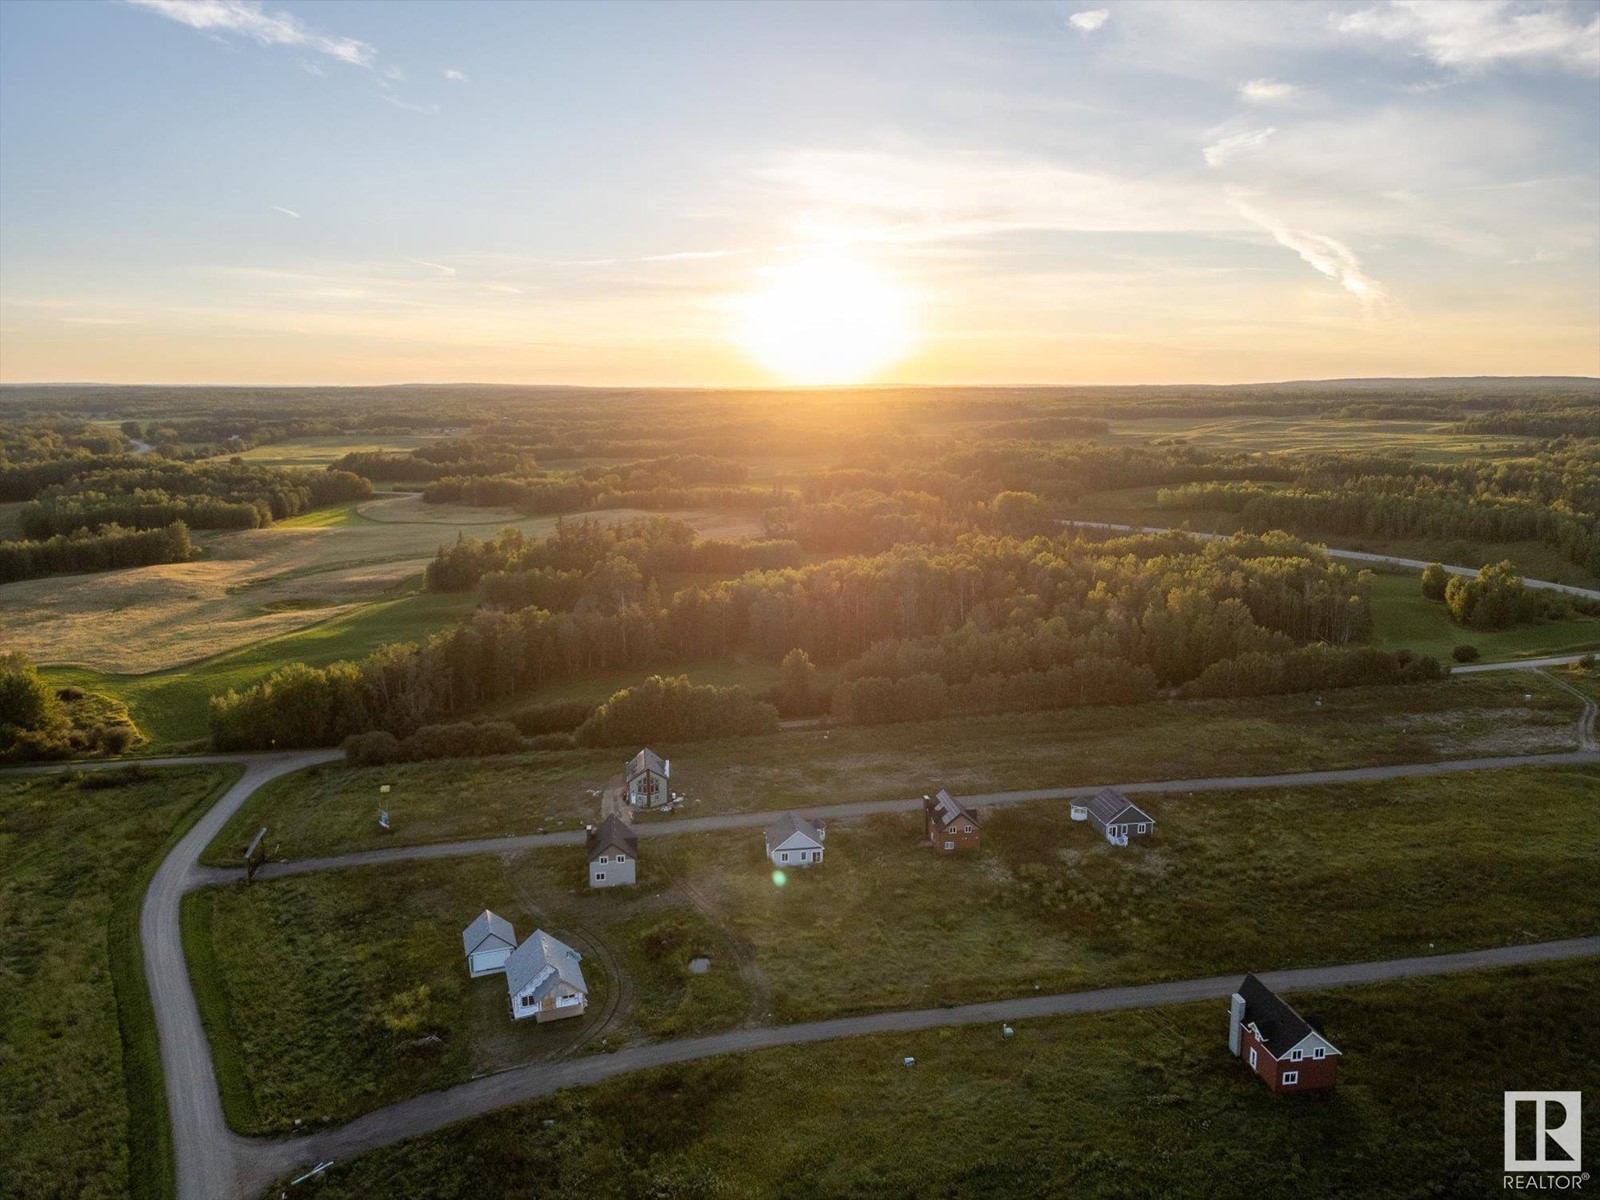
[11,671,1595,1197]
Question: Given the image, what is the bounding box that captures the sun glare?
[733,250,915,385]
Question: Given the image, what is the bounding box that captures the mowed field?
[190,764,1599,1131]
[1368,573,1600,661]
[202,670,1584,865]
[0,496,762,674]
[1097,414,1527,461]
[296,959,1600,1199]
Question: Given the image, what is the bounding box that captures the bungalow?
[1086,786,1155,846]
[625,748,671,809]
[586,815,638,888]
[506,929,589,1023]
[1228,974,1341,1093]
[924,788,980,853]
[461,909,517,978]
[765,813,825,868]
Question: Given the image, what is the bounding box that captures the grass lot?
[186,851,750,1133]
[1066,485,1600,589]
[1369,572,1600,662]
[299,958,1600,1200]
[0,763,240,1200]
[662,764,1599,1022]
[45,590,479,752]
[226,433,452,468]
[203,670,1582,865]
[0,498,762,674]
[192,763,1598,1131]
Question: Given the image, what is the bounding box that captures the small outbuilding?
[1228,974,1340,1093]
[586,815,638,888]
[924,788,980,853]
[765,813,826,868]
[625,748,671,809]
[506,930,589,1023]
[1086,786,1155,846]
[461,909,517,978]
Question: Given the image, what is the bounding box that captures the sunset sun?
[733,249,915,385]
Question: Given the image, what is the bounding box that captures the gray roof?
[926,788,977,829]
[765,812,825,851]
[1087,786,1153,828]
[586,815,638,861]
[462,909,517,957]
[626,748,668,779]
[1237,974,1339,1058]
[505,929,588,1003]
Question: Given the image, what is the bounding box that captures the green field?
[227,433,451,469]
[200,762,1598,1136]
[203,671,1583,866]
[297,958,1600,1199]
[1099,414,1527,461]
[1067,486,1600,590]
[0,764,240,1200]
[186,853,750,1132]
[43,590,479,752]
[1369,573,1600,662]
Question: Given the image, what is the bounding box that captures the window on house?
[1289,1049,1302,1062]
[1313,1048,1325,1060]
[595,873,605,881]
[1249,1048,1258,1069]
[781,852,789,862]
[944,841,954,851]
[1282,1071,1299,1086]
[812,851,821,862]
[616,854,626,863]
[962,824,972,833]
[598,856,608,864]
[521,995,535,1008]
[1137,823,1147,833]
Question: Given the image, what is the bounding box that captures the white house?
[505,930,589,1023]
[461,909,517,978]
[625,748,671,808]
[1085,786,1155,846]
[764,813,826,868]
[586,815,638,888]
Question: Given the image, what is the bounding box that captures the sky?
[0,0,1597,386]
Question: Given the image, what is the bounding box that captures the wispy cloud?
[1228,190,1387,310]
[124,0,376,68]
[270,205,300,219]
[443,68,469,82]
[409,258,456,277]
[1239,77,1301,103]
[1337,0,1600,74]
[1202,126,1276,168]
[380,93,440,114]
[1068,8,1110,34]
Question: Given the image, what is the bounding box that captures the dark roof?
[626,748,668,779]
[1086,786,1154,828]
[586,815,638,861]
[1237,974,1338,1058]
[925,788,978,829]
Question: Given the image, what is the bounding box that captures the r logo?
[1504,1092,1582,1172]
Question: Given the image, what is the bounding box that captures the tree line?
[0,520,193,583]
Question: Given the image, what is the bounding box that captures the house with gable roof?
[1086,786,1155,846]
[1228,974,1341,1092]
[625,748,671,808]
[764,813,825,868]
[461,909,517,978]
[505,929,589,1022]
[924,788,980,853]
[587,814,638,888]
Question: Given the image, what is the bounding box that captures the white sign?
[1505,1091,1582,1173]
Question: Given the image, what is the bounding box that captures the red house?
[924,788,980,853]
[1228,974,1340,1093]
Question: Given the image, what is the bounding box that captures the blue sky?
[1,0,1596,384]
